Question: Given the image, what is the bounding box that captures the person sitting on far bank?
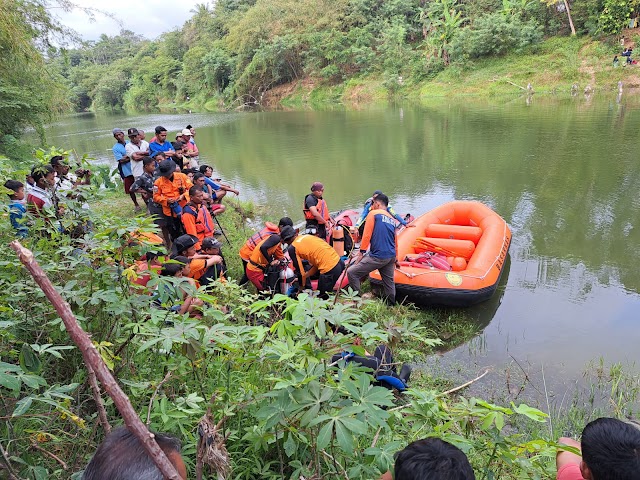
[82,426,187,480]
[4,180,28,238]
[355,190,413,238]
[556,417,640,480]
[113,127,140,211]
[153,159,193,242]
[124,128,149,182]
[193,172,225,215]
[348,193,399,306]
[246,226,286,294]
[303,182,330,240]
[199,165,239,204]
[239,217,293,286]
[182,186,215,250]
[379,437,476,480]
[282,226,344,300]
[149,126,176,159]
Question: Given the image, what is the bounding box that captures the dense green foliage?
[1,151,640,479]
[39,0,640,112]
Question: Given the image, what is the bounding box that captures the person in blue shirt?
[113,128,140,211]
[355,190,411,238]
[348,194,399,306]
[149,126,177,159]
[4,180,28,238]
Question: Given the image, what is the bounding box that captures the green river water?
[41,94,640,392]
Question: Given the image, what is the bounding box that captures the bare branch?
[9,241,181,480]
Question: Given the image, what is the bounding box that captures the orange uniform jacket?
[182,203,215,250]
[289,234,340,286]
[247,236,284,273]
[153,173,193,217]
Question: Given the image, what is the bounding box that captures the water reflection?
[40,97,640,380]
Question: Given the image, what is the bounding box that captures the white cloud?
[53,0,205,41]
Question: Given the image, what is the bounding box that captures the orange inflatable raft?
[369,201,511,306]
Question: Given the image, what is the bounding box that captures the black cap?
[155,125,167,134]
[171,234,198,256]
[201,237,222,250]
[279,225,296,242]
[373,190,383,196]
[158,159,177,177]
[127,128,139,136]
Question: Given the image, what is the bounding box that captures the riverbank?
[153,37,640,113]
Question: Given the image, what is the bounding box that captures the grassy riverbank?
[155,37,640,113]
[1,183,638,478]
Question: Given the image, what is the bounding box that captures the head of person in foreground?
[82,426,187,480]
[394,437,475,480]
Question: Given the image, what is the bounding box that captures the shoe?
[134,205,142,212]
[399,364,412,384]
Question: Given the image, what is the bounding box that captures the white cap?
[181,129,192,136]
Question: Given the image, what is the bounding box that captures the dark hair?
[82,426,182,480]
[199,165,212,174]
[278,217,293,228]
[50,155,66,167]
[142,156,155,167]
[4,180,24,197]
[31,165,54,184]
[375,193,389,207]
[182,168,197,176]
[581,418,640,480]
[193,173,205,182]
[171,141,183,151]
[154,126,166,135]
[188,186,202,197]
[160,256,188,276]
[394,438,475,480]
[155,152,167,160]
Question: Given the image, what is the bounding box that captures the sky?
[54,0,205,41]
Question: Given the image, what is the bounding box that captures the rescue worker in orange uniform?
[153,159,193,242]
[181,186,215,250]
[246,228,286,293]
[281,226,344,300]
[303,182,330,240]
[239,217,293,285]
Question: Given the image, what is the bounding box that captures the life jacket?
[239,222,279,260]
[183,202,214,236]
[303,194,329,222]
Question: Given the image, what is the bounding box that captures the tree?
[0,0,69,142]
[541,0,576,35]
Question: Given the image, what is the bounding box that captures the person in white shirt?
[125,128,150,180]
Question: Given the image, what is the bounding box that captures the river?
[40,95,640,397]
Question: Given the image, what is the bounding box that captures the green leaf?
[20,343,42,374]
[512,403,547,422]
[334,420,354,452]
[283,432,297,458]
[316,420,334,451]
[0,371,21,391]
[12,396,33,416]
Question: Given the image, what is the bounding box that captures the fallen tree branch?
[9,241,181,480]
[440,369,490,396]
[29,442,68,470]
[88,366,111,435]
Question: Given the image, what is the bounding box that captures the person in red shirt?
[556,418,640,480]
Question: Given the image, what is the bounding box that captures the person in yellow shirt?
[281,226,344,300]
